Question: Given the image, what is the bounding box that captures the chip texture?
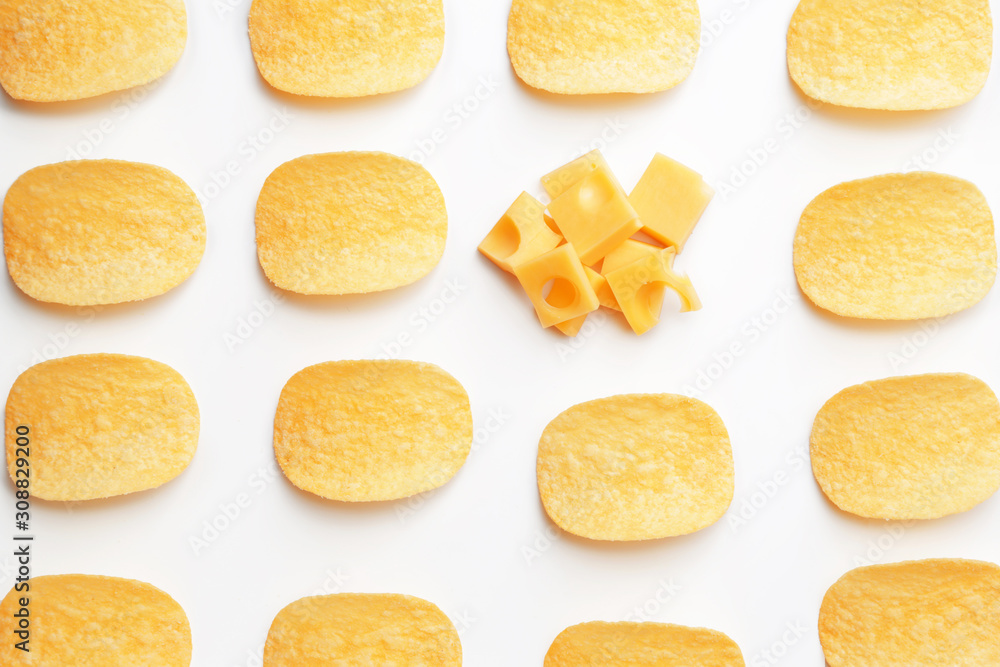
[0,0,186,102]
[794,173,996,320]
[508,0,700,94]
[249,0,444,97]
[256,152,447,295]
[820,559,1000,666]
[4,160,206,306]
[787,0,992,110]
[5,354,199,501]
[544,622,745,666]
[0,574,191,666]
[537,394,733,541]
[811,373,1000,520]
[274,360,472,502]
[264,593,461,666]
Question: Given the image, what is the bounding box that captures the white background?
[2,1,999,665]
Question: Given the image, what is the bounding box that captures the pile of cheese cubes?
[479,151,713,336]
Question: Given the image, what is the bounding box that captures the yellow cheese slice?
[479,192,562,272]
[811,373,1000,520]
[548,165,642,266]
[537,394,733,541]
[605,249,700,335]
[0,574,191,666]
[788,0,993,110]
[256,152,447,295]
[264,593,461,666]
[0,0,187,102]
[513,243,600,328]
[249,0,444,97]
[554,267,611,336]
[5,354,199,501]
[274,360,472,502]
[545,621,745,666]
[541,150,620,199]
[820,559,1000,666]
[629,153,714,250]
[508,0,701,94]
[3,160,206,306]
[794,172,996,320]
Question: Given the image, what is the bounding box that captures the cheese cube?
[601,239,675,275]
[541,149,622,199]
[479,192,563,272]
[555,267,614,336]
[548,166,642,266]
[605,249,701,335]
[629,153,714,251]
[514,244,600,328]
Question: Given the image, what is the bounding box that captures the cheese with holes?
[548,165,642,266]
[629,153,714,250]
[479,192,562,272]
[606,249,700,335]
[514,244,599,328]
[541,150,620,199]
[554,267,611,336]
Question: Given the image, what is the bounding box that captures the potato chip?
[544,621,745,666]
[249,0,444,97]
[507,0,700,94]
[794,173,996,320]
[0,574,191,666]
[811,373,1000,520]
[820,559,1000,666]
[264,593,461,666]
[274,360,471,502]
[3,160,206,306]
[537,394,733,541]
[0,0,186,102]
[787,0,992,110]
[5,354,199,501]
[256,152,447,295]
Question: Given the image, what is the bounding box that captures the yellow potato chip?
[249,0,444,97]
[0,0,187,102]
[256,152,447,295]
[507,0,700,95]
[5,354,199,501]
[794,173,996,320]
[537,394,733,541]
[274,360,472,502]
[544,621,745,666]
[264,593,461,666]
[811,373,1000,520]
[3,160,206,306]
[0,574,191,666]
[820,559,1000,666]
[787,0,992,110]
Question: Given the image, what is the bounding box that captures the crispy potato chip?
[264,593,461,666]
[811,373,1000,520]
[256,152,447,295]
[537,394,733,541]
[787,0,992,110]
[0,0,186,102]
[0,574,191,666]
[544,621,745,666]
[794,173,996,320]
[274,360,471,502]
[249,0,444,97]
[5,354,199,501]
[508,0,700,94]
[3,160,206,306]
[820,559,1000,666]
